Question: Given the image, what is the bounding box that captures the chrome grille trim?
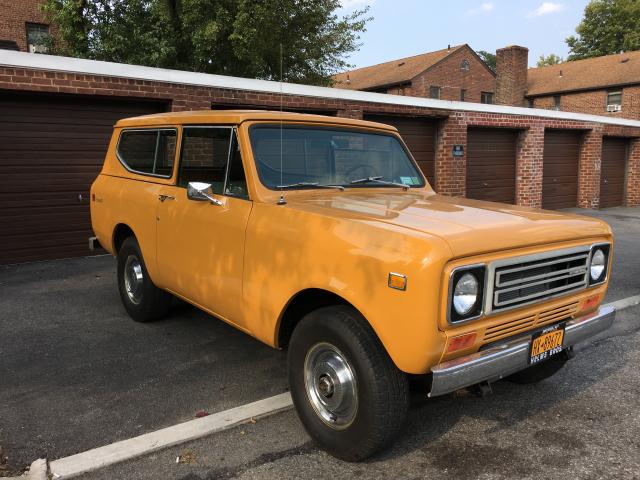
[485,245,592,315]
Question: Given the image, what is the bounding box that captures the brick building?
[333,44,496,104]
[1,50,639,264]
[338,43,640,121]
[0,0,53,53]
[525,50,640,121]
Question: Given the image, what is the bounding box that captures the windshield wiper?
[349,176,409,190]
[276,182,345,191]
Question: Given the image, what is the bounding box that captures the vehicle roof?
[115,109,399,131]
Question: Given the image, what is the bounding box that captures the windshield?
[249,125,426,190]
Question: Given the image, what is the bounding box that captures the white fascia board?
[2,50,640,128]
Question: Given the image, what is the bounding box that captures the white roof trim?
[2,50,640,128]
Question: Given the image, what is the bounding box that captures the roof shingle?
[527,50,640,96]
[333,45,465,90]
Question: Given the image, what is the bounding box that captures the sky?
[337,0,591,69]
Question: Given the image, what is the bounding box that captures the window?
[460,59,470,71]
[429,86,441,99]
[178,127,232,192]
[460,89,466,102]
[528,99,535,108]
[553,95,561,111]
[249,126,425,190]
[225,130,249,199]
[607,90,622,110]
[481,92,494,104]
[26,23,50,53]
[117,129,176,177]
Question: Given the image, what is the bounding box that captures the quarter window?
[117,129,176,177]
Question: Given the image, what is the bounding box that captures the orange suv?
[90,110,615,460]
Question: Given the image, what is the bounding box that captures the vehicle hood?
[286,190,611,258]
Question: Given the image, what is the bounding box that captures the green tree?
[476,50,496,71]
[566,0,640,60]
[42,0,370,86]
[536,53,563,67]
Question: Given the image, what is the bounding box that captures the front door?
[157,126,252,328]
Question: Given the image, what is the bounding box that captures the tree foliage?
[476,50,496,71]
[42,0,370,85]
[566,0,640,60]
[536,53,563,67]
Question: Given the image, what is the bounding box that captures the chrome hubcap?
[123,255,144,305]
[304,342,357,429]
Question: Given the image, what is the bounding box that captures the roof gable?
[527,50,640,96]
[333,45,467,90]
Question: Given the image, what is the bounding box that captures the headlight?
[590,249,605,281]
[453,273,479,315]
[588,245,610,285]
[449,265,485,323]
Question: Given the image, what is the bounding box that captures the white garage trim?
[2,50,640,128]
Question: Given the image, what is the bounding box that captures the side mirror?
[187,182,223,206]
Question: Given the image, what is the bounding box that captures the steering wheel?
[343,164,380,181]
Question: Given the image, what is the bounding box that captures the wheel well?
[277,289,349,349]
[112,224,135,253]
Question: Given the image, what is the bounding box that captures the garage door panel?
[542,130,581,209]
[0,92,165,264]
[600,137,628,208]
[466,128,518,204]
[363,115,437,183]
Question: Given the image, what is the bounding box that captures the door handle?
[158,194,175,202]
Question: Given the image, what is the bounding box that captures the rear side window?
[117,129,177,177]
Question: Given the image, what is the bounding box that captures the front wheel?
[287,306,409,461]
[117,237,170,322]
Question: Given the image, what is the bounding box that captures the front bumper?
[429,305,616,397]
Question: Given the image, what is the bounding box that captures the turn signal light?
[580,294,601,313]
[447,332,477,353]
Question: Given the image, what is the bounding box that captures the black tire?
[506,354,568,384]
[287,306,409,461]
[117,236,170,322]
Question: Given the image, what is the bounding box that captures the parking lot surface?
[1,207,639,478]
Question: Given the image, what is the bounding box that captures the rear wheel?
[287,306,409,461]
[117,237,170,322]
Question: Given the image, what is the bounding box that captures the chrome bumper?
[429,305,616,397]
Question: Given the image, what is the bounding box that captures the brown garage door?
[363,115,437,184]
[542,130,581,209]
[0,92,166,264]
[600,137,628,208]
[466,128,518,203]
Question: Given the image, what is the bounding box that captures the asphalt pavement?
[1,206,639,478]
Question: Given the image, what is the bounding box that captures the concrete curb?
[4,459,48,480]
[49,392,293,479]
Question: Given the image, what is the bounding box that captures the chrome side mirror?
[187,182,223,206]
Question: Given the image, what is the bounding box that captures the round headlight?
[453,273,479,316]
[590,249,606,280]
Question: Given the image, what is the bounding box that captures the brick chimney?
[495,45,529,107]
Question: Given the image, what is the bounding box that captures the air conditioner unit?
[606,104,622,112]
[28,44,48,54]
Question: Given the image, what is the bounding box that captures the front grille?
[482,301,579,344]
[491,248,589,312]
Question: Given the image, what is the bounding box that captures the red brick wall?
[0,63,639,208]
[0,0,52,52]
[530,85,640,121]
[408,46,496,103]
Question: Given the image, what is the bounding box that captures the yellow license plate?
[530,324,565,364]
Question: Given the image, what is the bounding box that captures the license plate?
[529,323,565,364]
